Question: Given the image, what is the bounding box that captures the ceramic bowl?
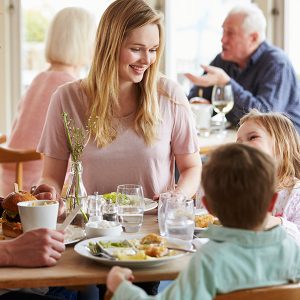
[85,220,122,238]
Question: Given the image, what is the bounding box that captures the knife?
[57,205,81,230]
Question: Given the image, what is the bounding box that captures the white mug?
[190,102,213,137]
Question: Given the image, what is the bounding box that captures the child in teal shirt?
[106,143,300,300]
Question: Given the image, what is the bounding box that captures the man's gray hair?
[228,3,266,42]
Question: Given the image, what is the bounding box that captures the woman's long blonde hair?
[240,109,300,190]
[82,0,164,148]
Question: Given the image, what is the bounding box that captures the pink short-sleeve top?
[37,77,199,198]
[0,71,75,196]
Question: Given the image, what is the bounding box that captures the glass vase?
[65,161,88,228]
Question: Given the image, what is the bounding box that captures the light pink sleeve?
[159,78,199,155]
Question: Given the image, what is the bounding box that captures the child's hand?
[107,266,134,293]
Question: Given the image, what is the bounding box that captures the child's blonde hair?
[240,109,300,190]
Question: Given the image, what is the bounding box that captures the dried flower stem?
[62,112,89,223]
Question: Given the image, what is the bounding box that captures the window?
[21,0,113,93]
[284,0,300,75]
[0,0,112,134]
[165,0,251,94]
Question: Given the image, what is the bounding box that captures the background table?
[199,129,236,155]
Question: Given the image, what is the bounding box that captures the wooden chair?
[0,145,42,190]
[215,283,300,300]
[0,134,6,144]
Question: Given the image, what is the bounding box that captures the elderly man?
[185,3,300,131]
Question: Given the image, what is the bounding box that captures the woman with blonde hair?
[35,0,201,202]
[237,109,300,243]
[0,7,96,196]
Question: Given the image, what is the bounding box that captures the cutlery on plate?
[166,246,196,253]
[57,205,81,231]
[125,239,197,253]
[87,242,116,260]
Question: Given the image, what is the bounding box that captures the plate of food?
[74,233,192,267]
[64,225,86,245]
[102,192,158,212]
[194,211,220,232]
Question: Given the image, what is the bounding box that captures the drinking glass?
[211,84,234,134]
[87,194,102,221]
[158,192,185,236]
[116,184,144,233]
[102,199,117,222]
[165,198,195,241]
[190,99,213,137]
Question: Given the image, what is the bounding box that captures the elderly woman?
[0,7,96,196]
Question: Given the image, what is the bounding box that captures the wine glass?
[211,84,234,134]
[116,184,144,233]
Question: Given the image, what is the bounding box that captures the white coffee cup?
[18,200,59,232]
[190,102,213,137]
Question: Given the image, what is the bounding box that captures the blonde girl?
[237,109,300,242]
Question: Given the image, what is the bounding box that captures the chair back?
[0,146,42,190]
[215,283,300,300]
[0,134,6,144]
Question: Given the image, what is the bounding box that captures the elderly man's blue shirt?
[188,42,300,131]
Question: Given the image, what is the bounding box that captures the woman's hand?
[33,184,65,216]
[2,228,65,267]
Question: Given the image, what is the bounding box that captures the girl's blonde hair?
[83,0,164,148]
[240,109,300,190]
[45,7,96,66]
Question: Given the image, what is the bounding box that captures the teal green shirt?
[113,226,300,300]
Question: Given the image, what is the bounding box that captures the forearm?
[175,152,202,198]
[38,156,68,194]
[229,59,290,122]
[176,165,201,198]
[0,241,12,266]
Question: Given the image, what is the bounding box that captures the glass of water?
[87,194,102,220]
[158,192,185,236]
[116,184,144,233]
[165,198,195,241]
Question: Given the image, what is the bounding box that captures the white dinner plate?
[144,198,158,212]
[194,209,210,232]
[74,234,192,268]
[64,225,85,245]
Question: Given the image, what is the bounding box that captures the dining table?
[0,214,193,289]
[198,128,237,156]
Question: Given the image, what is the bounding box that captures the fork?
[87,243,116,260]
